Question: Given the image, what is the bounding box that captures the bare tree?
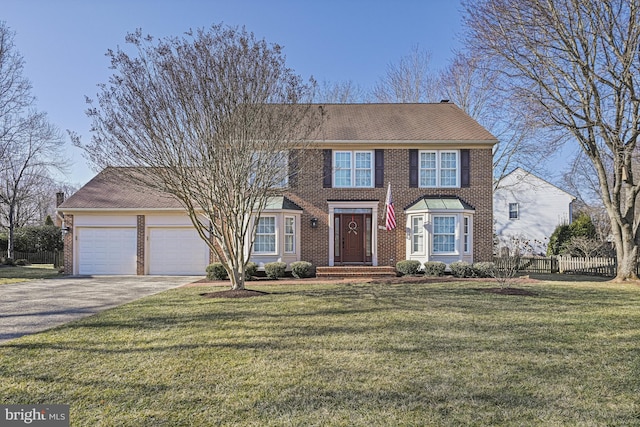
[0,22,33,171]
[436,51,555,187]
[372,45,437,103]
[75,25,322,290]
[314,80,367,103]
[0,111,64,258]
[464,0,640,281]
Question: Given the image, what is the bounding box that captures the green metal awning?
[262,196,303,211]
[405,197,475,212]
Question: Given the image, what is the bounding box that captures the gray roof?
[60,103,495,210]
[316,103,497,143]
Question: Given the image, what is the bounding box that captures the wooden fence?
[556,256,617,277]
[492,256,619,277]
[493,256,559,274]
[0,250,64,267]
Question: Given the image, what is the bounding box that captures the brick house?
[58,102,497,275]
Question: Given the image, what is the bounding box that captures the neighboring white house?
[494,168,575,256]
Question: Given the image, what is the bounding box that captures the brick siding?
[285,148,494,267]
[63,214,74,274]
[137,215,145,275]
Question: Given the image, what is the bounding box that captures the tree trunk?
[7,202,15,260]
[229,266,245,291]
[614,239,639,282]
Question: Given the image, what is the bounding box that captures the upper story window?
[334,151,373,188]
[509,203,519,220]
[251,151,289,188]
[419,150,459,188]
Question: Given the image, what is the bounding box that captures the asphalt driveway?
[0,276,200,344]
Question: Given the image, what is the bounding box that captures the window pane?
[433,216,455,253]
[355,152,371,169]
[335,152,351,168]
[440,152,457,187]
[412,216,424,253]
[284,217,295,253]
[335,169,351,187]
[355,169,371,187]
[464,217,470,253]
[255,217,276,253]
[509,203,519,219]
[334,217,340,257]
[419,152,437,187]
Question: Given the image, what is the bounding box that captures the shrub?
[14,259,30,266]
[2,257,15,266]
[423,261,446,276]
[473,262,496,278]
[396,260,422,276]
[206,263,228,280]
[245,262,257,279]
[449,261,474,278]
[265,262,287,279]
[291,261,314,278]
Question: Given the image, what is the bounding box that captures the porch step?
[316,266,398,278]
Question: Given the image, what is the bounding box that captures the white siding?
[494,168,575,255]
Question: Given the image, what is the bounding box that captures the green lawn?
[0,264,62,284]
[1,279,639,426]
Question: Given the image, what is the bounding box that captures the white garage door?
[149,228,209,275]
[77,228,137,275]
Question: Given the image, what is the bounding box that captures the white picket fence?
[492,255,618,277]
[556,256,617,277]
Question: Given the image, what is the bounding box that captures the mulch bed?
[200,289,270,298]
[195,275,542,298]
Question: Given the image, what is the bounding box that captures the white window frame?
[284,216,295,254]
[411,215,425,255]
[419,150,459,188]
[254,216,277,254]
[432,215,457,254]
[333,150,374,188]
[463,216,471,254]
[509,203,519,220]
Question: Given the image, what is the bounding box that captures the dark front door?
[342,214,365,263]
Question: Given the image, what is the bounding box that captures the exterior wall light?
[310,217,318,228]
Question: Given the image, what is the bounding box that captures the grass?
[0,264,61,284]
[1,279,639,426]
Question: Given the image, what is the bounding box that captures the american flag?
[385,183,396,231]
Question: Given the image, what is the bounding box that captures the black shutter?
[375,149,384,188]
[409,149,418,188]
[323,149,332,188]
[460,149,470,188]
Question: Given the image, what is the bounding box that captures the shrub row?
[396,260,447,276]
[449,261,495,278]
[395,260,497,278]
[205,261,315,280]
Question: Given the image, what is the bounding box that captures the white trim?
[327,201,379,266]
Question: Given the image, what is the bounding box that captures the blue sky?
[3,0,465,186]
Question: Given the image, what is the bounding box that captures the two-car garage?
[73,215,210,276]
